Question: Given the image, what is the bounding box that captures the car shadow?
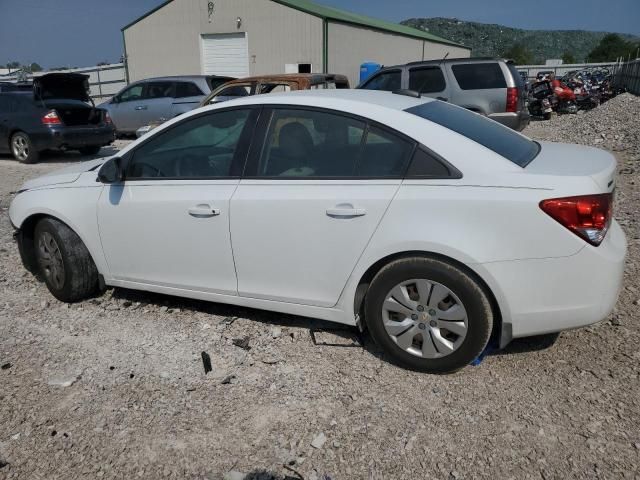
[106,287,560,373]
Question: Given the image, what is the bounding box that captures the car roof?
[223,73,348,85]
[133,75,233,83]
[219,89,434,111]
[381,57,511,70]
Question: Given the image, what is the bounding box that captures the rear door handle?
[326,204,367,218]
[135,105,148,111]
[188,205,221,218]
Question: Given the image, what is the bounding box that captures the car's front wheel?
[365,257,493,373]
[11,132,39,164]
[34,218,99,302]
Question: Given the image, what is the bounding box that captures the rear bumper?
[489,111,531,131]
[31,125,115,150]
[482,221,627,344]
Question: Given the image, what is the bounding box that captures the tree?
[29,62,43,72]
[561,52,577,64]
[501,43,534,65]
[587,34,636,62]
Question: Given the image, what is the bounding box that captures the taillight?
[506,87,518,113]
[42,110,62,125]
[540,193,613,246]
[104,111,113,125]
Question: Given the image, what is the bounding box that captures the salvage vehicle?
[358,58,530,131]
[9,90,626,373]
[0,74,115,163]
[135,74,350,138]
[99,75,234,135]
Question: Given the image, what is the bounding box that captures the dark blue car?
[0,73,115,163]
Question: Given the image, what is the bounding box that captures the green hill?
[401,17,639,63]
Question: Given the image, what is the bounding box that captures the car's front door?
[230,107,415,307]
[97,107,256,294]
[138,81,175,125]
[108,83,144,132]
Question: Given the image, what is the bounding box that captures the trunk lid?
[33,73,91,103]
[525,141,617,192]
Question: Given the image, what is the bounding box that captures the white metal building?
[121,0,470,86]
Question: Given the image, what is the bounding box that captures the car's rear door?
[170,81,206,118]
[0,96,10,148]
[408,65,451,101]
[229,106,415,307]
[97,107,257,294]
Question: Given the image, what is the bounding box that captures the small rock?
[40,300,49,309]
[332,440,341,448]
[261,357,282,365]
[232,336,251,351]
[1,363,11,370]
[122,300,132,308]
[48,374,81,388]
[223,471,246,480]
[271,327,282,339]
[221,374,236,385]
[159,306,169,312]
[633,299,640,306]
[634,442,640,450]
[311,432,327,449]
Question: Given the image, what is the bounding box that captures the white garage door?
[201,33,249,78]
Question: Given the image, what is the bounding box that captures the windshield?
[405,101,540,167]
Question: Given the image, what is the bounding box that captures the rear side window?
[361,70,401,92]
[452,63,507,90]
[174,82,204,98]
[405,101,539,167]
[255,108,414,178]
[143,81,173,99]
[406,148,461,179]
[409,67,446,94]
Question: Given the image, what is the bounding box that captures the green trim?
[322,19,328,73]
[121,0,468,50]
[121,0,174,31]
[121,30,130,83]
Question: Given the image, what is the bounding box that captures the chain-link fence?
[614,59,640,95]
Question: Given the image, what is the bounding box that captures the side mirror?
[111,96,120,104]
[97,157,124,184]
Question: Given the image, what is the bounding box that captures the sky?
[0,0,638,69]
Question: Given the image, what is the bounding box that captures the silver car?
[99,75,233,135]
[358,58,530,131]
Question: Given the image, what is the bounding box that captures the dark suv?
[0,74,115,163]
[358,58,530,131]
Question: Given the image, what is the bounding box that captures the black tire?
[364,257,493,373]
[11,132,39,164]
[34,218,99,303]
[78,145,102,156]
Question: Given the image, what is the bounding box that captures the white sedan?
[9,90,626,373]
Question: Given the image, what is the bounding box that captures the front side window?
[126,109,251,179]
[409,67,446,94]
[118,85,143,102]
[405,101,539,167]
[256,108,414,178]
[361,70,402,92]
[451,63,507,90]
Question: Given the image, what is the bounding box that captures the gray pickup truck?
[358,58,530,131]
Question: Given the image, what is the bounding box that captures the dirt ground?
[0,124,639,480]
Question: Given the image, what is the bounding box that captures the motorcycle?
[528,80,554,120]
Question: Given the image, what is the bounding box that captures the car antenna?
[439,52,450,66]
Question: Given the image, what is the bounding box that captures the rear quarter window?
[405,101,539,167]
[451,63,507,90]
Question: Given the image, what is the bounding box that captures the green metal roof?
[271,0,467,48]
[122,0,468,49]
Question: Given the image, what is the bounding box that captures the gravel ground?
[1,97,639,480]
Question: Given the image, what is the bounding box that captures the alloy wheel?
[382,279,468,359]
[12,135,30,162]
[38,232,65,290]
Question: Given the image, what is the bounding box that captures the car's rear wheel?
[78,146,101,156]
[11,132,39,164]
[34,218,99,302]
[365,257,493,373]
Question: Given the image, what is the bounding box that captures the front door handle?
[135,105,148,111]
[188,204,221,218]
[326,204,367,218]
[436,96,449,102]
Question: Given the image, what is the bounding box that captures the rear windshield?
[451,63,506,90]
[405,101,540,167]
